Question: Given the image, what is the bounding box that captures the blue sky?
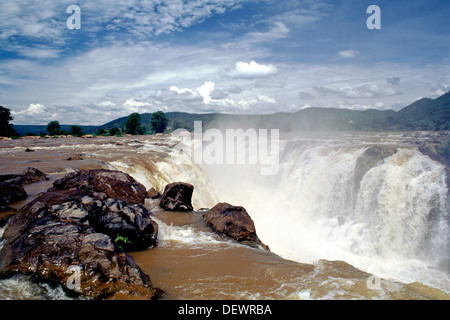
[0,0,449,125]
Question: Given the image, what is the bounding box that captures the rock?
[159,182,194,211]
[0,206,17,227]
[203,202,269,250]
[49,169,147,204]
[25,148,34,152]
[10,167,49,185]
[85,196,159,251]
[0,181,27,206]
[0,186,161,299]
[0,174,20,182]
[81,135,95,139]
[146,187,161,199]
[67,154,83,161]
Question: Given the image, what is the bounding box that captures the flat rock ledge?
[0,169,161,300]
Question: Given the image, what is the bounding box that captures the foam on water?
[194,135,450,293]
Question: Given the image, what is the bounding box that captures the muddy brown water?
[1,135,449,300]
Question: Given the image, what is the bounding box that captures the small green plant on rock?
[114,234,133,252]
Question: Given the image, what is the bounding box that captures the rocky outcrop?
[0,167,48,185]
[203,202,269,250]
[11,167,48,185]
[0,170,161,300]
[146,187,161,199]
[159,182,194,211]
[0,206,17,227]
[0,181,27,206]
[49,169,147,204]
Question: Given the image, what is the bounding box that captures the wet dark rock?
[0,206,17,227]
[67,154,83,160]
[203,202,269,250]
[160,182,193,211]
[87,196,159,251]
[49,169,147,204]
[0,174,20,182]
[146,187,161,199]
[10,167,49,185]
[0,181,27,206]
[0,184,161,300]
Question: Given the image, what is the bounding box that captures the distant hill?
[12,91,450,135]
[12,125,97,136]
[98,91,449,132]
[396,91,450,130]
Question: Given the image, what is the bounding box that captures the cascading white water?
[195,134,450,292]
[104,132,449,292]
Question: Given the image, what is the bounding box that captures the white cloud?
[96,100,116,108]
[222,61,278,79]
[197,81,215,104]
[0,0,251,51]
[170,86,196,96]
[11,103,57,124]
[169,82,216,104]
[246,21,290,42]
[386,76,401,86]
[17,47,61,59]
[313,83,400,99]
[339,50,360,58]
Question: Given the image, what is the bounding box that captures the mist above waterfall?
[195,131,450,291]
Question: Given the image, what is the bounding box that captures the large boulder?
[0,174,161,299]
[203,202,269,250]
[86,195,159,251]
[0,181,27,206]
[49,169,147,204]
[10,167,49,185]
[159,182,194,211]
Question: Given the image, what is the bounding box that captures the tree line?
[0,106,169,138]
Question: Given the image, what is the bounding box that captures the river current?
[0,131,449,299]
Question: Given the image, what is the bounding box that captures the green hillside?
[11,91,450,136]
[96,91,449,133]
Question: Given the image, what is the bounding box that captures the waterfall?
[197,135,450,289]
[108,133,449,291]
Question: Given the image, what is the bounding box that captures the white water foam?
[196,137,450,292]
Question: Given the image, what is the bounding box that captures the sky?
[0,0,449,125]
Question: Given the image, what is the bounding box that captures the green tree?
[0,106,19,137]
[70,125,84,137]
[109,127,121,136]
[96,128,107,136]
[47,121,61,136]
[125,113,144,135]
[150,111,169,134]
